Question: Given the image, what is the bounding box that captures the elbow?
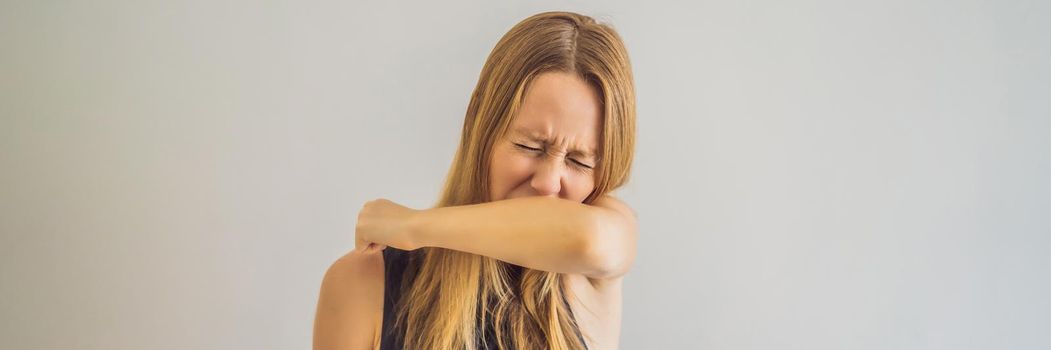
[577,212,637,279]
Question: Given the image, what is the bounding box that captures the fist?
[355,198,420,253]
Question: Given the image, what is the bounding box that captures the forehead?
[511,72,602,156]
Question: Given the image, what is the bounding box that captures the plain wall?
[2,0,1049,349]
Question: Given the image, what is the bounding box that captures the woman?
[314,11,637,350]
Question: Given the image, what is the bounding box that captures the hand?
[354,198,421,253]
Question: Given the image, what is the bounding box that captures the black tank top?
[379,247,589,349]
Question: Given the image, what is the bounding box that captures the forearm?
[410,196,625,277]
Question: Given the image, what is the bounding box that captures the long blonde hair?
[393,11,636,349]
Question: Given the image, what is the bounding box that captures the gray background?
[2,0,1049,349]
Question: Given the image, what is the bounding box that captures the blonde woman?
[314,11,638,350]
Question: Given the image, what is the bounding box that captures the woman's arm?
[409,195,638,279]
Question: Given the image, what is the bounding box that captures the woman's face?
[488,71,602,203]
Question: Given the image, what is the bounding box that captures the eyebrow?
[512,128,597,159]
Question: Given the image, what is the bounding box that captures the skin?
[313,72,638,350]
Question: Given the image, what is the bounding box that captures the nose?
[529,156,563,197]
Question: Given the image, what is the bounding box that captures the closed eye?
[515,143,593,170]
[514,143,542,152]
[571,159,593,169]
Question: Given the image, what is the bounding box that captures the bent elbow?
[578,213,636,279]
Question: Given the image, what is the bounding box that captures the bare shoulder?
[323,249,385,285]
[313,250,386,350]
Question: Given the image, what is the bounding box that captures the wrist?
[406,207,432,250]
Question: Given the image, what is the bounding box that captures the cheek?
[493,152,530,182]
[489,148,530,196]
[568,175,596,201]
